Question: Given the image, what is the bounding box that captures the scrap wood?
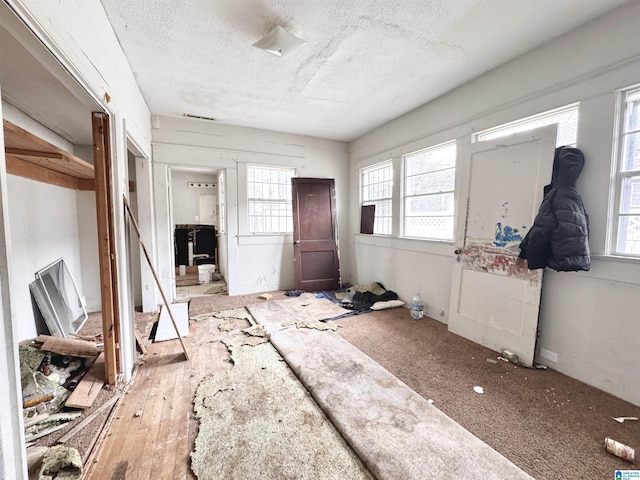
[134,328,148,355]
[258,293,273,300]
[24,423,67,442]
[64,353,105,409]
[58,394,121,444]
[27,412,82,433]
[124,195,189,361]
[24,413,49,429]
[35,335,101,359]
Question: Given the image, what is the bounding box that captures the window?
[361,161,393,235]
[403,141,456,240]
[614,88,640,255]
[247,165,295,233]
[476,103,579,147]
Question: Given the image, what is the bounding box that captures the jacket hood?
[550,146,585,188]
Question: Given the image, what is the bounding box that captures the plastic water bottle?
[410,293,424,320]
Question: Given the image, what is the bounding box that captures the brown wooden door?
[292,178,340,291]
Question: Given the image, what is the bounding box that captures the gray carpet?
[248,294,532,480]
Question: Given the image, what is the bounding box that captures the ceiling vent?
[183,113,216,121]
[252,26,306,57]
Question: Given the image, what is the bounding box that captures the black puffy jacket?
[518,146,590,271]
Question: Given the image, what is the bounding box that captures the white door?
[448,125,557,366]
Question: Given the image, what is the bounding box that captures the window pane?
[405,146,456,176]
[477,105,579,147]
[402,142,456,240]
[247,165,295,233]
[620,133,640,172]
[624,95,640,132]
[406,169,455,196]
[617,215,640,254]
[361,161,393,235]
[620,176,640,213]
[405,192,454,216]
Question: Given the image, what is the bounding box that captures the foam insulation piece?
[38,445,82,480]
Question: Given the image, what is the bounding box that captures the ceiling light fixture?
[252,25,306,57]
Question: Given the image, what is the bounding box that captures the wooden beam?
[92,113,118,385]
[3,120,95,179]
[77,178,96,191]
[5,155,80,189]
[5,148,65,161]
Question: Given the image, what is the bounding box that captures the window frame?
[401,140,457,242]
[360,160,393,235]
[611,87,640,257]
[246,164,296,234]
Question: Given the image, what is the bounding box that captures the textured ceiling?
[100,0,631,142]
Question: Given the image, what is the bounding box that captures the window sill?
[355,233,453,256]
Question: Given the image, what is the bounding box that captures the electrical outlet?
[195,215,199,222]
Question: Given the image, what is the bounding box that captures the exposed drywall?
[348,2,640,405]
[170,170,217,226]
[152,115,349,296]
[7,175,85,341]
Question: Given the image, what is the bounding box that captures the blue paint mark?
[493,222,523,247]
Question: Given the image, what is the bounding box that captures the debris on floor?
[19,334,106,450]
[242,324,269,338]
[604,437,635,462]
[473,386,484,394]
[204,283,227,295]
[612,416,639,423]
[295,320,340,331]
[499,349,519,364]
[37,445,82,479]
[258,293,273,300]
[241,325,270,346]
[486,358,498,364]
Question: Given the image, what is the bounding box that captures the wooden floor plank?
[86,299,264,479]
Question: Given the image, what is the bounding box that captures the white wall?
[348,2,640,405]
[7,176,86,340]
[153,115,350,296]
[170,170,217,226]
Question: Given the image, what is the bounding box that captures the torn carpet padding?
[190,308,373,480]
[247,296,533,480]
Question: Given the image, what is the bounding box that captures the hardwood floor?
[87,312,231,479]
